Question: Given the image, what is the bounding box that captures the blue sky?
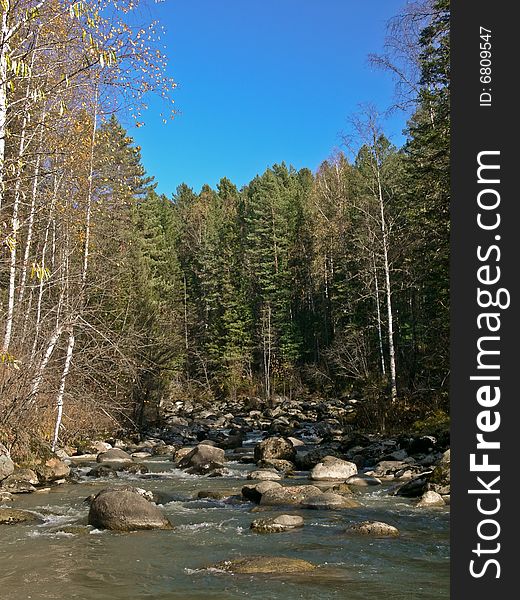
[128,0,408,196]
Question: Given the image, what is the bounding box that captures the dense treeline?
[0,0,449,455]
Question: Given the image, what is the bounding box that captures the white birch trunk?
[377,177,397,403]
[51,329,75,451]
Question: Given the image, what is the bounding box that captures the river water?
[1,456,449,600]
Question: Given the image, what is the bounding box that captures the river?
[1,455,449,600]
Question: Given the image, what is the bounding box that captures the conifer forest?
[0,0,450,459]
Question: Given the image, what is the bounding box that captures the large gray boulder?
[96,448,134,465]
[0,468,39,493]
[254,437,296,463]
[178,443,225,474]
[259,484,322,506]
[346,520,399,536]
[0,443,15,481]
[242,480,282,503]
[88,488,172,531]
[0,508,43,525]
[302,492,360,510]
[250,514,304,533]
[35,456,70,483]
[310,456,357,481]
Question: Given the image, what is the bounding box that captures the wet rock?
[371,460,409,478]
[0,508,43,525]
[242,480,282,503]
[0,443,15,481]
[382,449,408,461]
[215,556,316,574]
[131,451,152,459]
[80,440,112,455]
[97,448,134,466]
[88,488,172,531]
[429,449,450,490]
[35,457,70,483]
[416,490,445,507]
[345,474,381,487]
[346,520,399,536]
[254,437,296,463]
[257,459,294,474]
[53,525,91,536]
[340,432,371,451]
[86,465,119,478]
[251,514,304,533]
[0,490,14,502]
[408,435,438,455]
[287,437,305,448]
[172,447,194,464]
[153,444,178,457]
[310,456,357,481]
[302,492,360,510]
[259,484,323,506]
[1,468,39,493]
[197,490,236,500]
[178,444,225,472]
[247,469,283,481]
[323,482,353,496]
[294,446,341,470]
[185,461,226,476]
[121,463,149,475]
[394,474,430,498]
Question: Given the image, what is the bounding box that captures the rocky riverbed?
[0,408,450,599]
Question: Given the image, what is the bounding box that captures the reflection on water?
[0,458,449,599]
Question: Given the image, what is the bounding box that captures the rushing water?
[1,456,449,600]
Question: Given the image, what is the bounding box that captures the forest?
[0,0,450,460]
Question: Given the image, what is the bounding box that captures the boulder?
[0,443,15,481]
[310,456,357,481]
[256,459,294,474]
[294,446,341,470]
[254,437,296,463]
[88,488,172,531]
[83,440,112,454]
[153,444,178,457]
[247,469,283,481]
[197,490,236,500]
[287,437,305,448]
[302,492,360,510]
[347,520,399,536]
[215,556,316,574]
[0,508,43,525]
[345,474,381,487]
[97,448,134,465]
[394,474,430,498]
[429,449,450,489]
[242,480,282,503]
[178,444,225,472]
[185,461,226,476]
[172,447,194,464]
[370,460,411,478]
[0,468,39,493]
[86,465,119,479]
[0,491,14,502]
[35,457,70,483]
[251,514,304,533]
[416,490,445,507]
[259,484,323,506]
[121,463,149,475]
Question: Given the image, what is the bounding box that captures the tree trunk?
[51,329,75,451]
[377,177,397,403]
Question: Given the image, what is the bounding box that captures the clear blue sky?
[128,0,408,196]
